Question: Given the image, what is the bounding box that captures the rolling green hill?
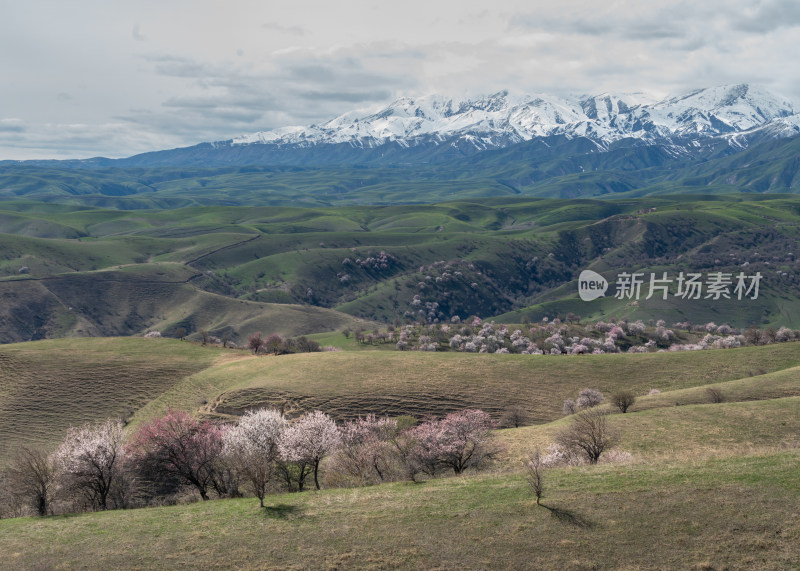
[1,195,798,343]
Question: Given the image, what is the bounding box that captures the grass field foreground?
[0,449,797,570]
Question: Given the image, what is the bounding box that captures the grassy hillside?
[0,450,797,569]
[501,396,800,463]
[2,337,799,464]
[1,195,799,343]
[0,338,222,461]
[181,343,800,423]
[1,405,797,569]
[1,336,798,568]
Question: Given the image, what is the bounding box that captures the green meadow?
[1,195,799,345]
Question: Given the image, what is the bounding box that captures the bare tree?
[174,327,187,341]
[525,448,545,505]
[744,325,763,346]
[556,408,618,464]
[6,447,56,516]
[247,332,265,354]
[612,391,636,413]
[706,387,724,403]
[264,333,285,355]
[499,405,530,428]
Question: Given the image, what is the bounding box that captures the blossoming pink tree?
[128,410,227,501]
[435,409,502,474]
[406,409,503,477]
[332,415,398,485]
[247,332,264,354]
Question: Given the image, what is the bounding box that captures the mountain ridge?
[2,83,797,171]
[228,83,796,155]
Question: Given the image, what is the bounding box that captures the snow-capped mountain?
[230,84,797,154]
[47,83,794,170]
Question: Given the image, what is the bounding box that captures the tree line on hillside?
[145,329,337,354]
[0,408,505,517]
[346,318,800,355]
[0,384,646,519]
[144,318,800,360]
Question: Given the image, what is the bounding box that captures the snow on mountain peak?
[230,84,797,150]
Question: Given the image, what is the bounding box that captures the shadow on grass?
[540,504,594,529]
[262,504,302,520]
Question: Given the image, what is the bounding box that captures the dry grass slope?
[191,343,800,422]
[2,338,800,464]
[0,338,221,463]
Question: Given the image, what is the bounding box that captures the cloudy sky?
[2,0,799,160]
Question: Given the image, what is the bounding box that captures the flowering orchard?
[382,318,800,355]
[4,407,508,516]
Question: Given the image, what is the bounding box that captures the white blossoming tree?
[223,408,285,507]
[52,418,127,511]
[279,411,341,491]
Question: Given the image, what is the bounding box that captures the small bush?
[499,405,530,428]
[706,387,724,404]
[556,408,618,464]
[612,391,636,413]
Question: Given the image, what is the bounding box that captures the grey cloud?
[57,92,73,101]
[733,0,800,32]
[370,47,427,60]
[0,121,174,160]
[624,23,692,41]
[0,121,25,133]
[298,90,392,103]
[262,22,305,36]
[139,49,408,135]
[132,23,147,42]
[143,54,215,78]
[288,64,339,82]
[509,2,709,50]
[162,97,221,109]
